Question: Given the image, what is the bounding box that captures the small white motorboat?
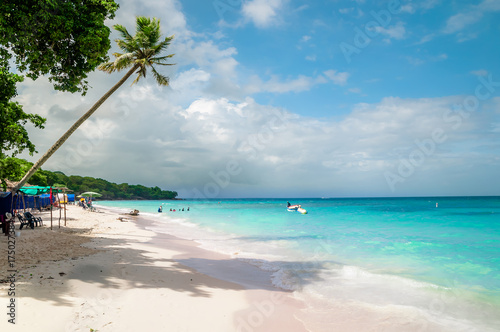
[297,207,308,214]
[287,203,307,214]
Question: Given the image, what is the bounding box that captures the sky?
[16,0,500,198]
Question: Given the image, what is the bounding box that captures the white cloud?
[413,0,500,44]
[400,4,416,14]
[18,71,500,197]
[470,69,489,77]
[374,22,406,40]
[421,0,441,10]
[479,0,500,11]
[443,11,483,34]
[436,53,448,60]
[174,40,237,69]
[300,35,311,42]
[339,7,355,14]
[404,0,440,12]
[171,69,211,91]
[259,75,317,93]
[305,55,316,61]
[323,70,350,86]
[241,70,349,95]
[111,0,190,39]
[443,0,500,35]
[241,0,286,28]
[415,33,436,44]
[405,53,447,66]
[13,0,500,198]
[406,57,424,66]
[244,73,335,94]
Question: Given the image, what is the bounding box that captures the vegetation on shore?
[4,157,178,200]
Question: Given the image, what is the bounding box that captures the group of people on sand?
[79,198,92,209]
[158,206,189,213]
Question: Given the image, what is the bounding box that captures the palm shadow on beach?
[9,231,329,307]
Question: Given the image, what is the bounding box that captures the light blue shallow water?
[97,197,500,331]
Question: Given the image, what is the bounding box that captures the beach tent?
[0,192,36,214]
[14,194,37,210]
[0,192,14,216]
[39,194,52,209]
[18,186,52,195]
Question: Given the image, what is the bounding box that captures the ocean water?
[96,197,500,331]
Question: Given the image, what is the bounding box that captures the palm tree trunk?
[13,64,140,192]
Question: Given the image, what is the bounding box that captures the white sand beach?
[0,205,307,332]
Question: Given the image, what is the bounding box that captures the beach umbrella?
[79,191,102,198]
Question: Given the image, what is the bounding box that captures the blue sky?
[18,0,500,198]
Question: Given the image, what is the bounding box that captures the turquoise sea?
[96,197,500,331]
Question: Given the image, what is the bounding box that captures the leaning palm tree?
[13,16,174,191]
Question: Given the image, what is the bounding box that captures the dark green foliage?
[0,67,45,189]
[0,68,45,158]
[0,0,118,189]
[0,0,119,94]
[3,157,178,200]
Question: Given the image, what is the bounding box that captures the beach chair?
[16,213,34,229]
[86,202,96,212]
[24,211,43,226]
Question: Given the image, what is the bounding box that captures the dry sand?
[0,205,307,332]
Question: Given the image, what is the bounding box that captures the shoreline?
[0,205,308,331]
[96,198,500,332]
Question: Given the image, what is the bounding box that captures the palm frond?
[136,17,161,46]
[151,66,170,86]
[114,24,134,44]
[153,35,174,54]
[111,16,174,86]
[150,53,175,65]
[98,61,116,73]
[113,53,135,71]
[116,38,137,54]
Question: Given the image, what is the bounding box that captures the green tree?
[14,16,175,192]
[1,0,118,189]
[3,157,178,199]
[0,0,119,94]
[0,65,45,189]
[0,70,45,159]
[0,157,48,188]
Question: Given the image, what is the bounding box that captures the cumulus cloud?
[470,69,488,77]
[13,0,500,198]
[323,70,350,86]
[241,0,286,28]
[443,0,500,35]
[300,35,311,42]
[19,70,500,197]
[443,11,483,34]
[374,22,406,40]
[244,74,325,94]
